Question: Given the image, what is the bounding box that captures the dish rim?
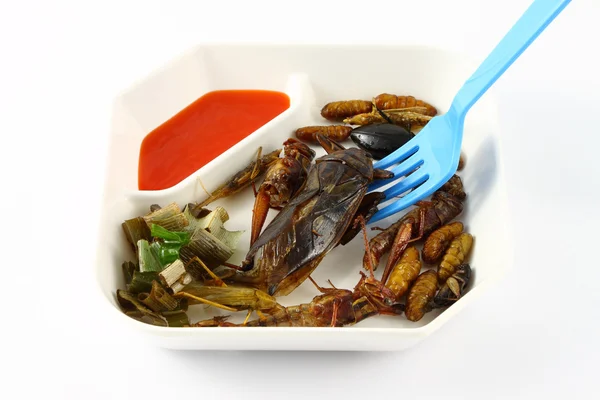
[95,41,515,345]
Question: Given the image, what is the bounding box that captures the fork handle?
[450,0,571,118]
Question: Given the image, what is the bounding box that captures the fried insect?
[433,263,471,308]
[343,108,433,130]
[198,216,402,328]
[438,174,467,201]
[320,94,437,122]
[351,215,405,314]
[438,233,474,283]
[180,282,282,313]
[379,212,424,285]
[373,93,438,116]
[193,148,282,210]
[349,123,414,160]
[295,125,353,143]
[251,138,316,245]
[230,134,393,297]
[405,270,438,322]
[385,246,422,300]
[363,186,464,272]
[320,100,373,121]
[422,221,464,264]
[240,288,376,327]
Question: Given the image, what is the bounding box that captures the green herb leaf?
[150,224,190,246]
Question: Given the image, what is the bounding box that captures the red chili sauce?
[138,90,290,190]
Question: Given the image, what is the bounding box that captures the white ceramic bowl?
[96,43,513,351]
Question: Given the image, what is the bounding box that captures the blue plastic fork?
[368,0,571,224]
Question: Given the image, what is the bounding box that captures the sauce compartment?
[138,89,291,191]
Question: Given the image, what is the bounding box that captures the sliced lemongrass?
[173,292,237,312]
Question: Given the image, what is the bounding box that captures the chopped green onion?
[149,241,179,266]
[121,261,137,284]
[127,271,158,294]
[138,239,162,272]
[161,310,190,327]
[143,202,189,231]
[148,224,191,266]
[158,259,193,293]
[117,290,167,326]
[139,280,179,312]
[150,224,190,246]
[122,217,151,252]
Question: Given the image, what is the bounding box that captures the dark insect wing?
[245,167,321,261]
[235,142,378,297]
[267,162,369,295]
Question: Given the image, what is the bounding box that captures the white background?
[2,0,599,398]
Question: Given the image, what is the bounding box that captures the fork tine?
[368,152,423,191]
[369,178,440,223]
[383,168,429,199]
[373,140,419,169]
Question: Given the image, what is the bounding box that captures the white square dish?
[96,43,513,351]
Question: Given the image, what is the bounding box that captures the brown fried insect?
[385,246,422,300]
[295,125,353,143]
[422,221,464,264]
[438,174,467,201]
[351,215,405,315]
[239,288,375,327]
[405,270,438,322]
[379,211,424,285]
[433,263,471,308]
[363,187,464,272]
[193,147,281,210]
[438,233,474,283]
[208,216,402,328]
[373,93,438,116]
[320,100,373,121]
[343,108,432,130]
[232,134,393,297]
[179,282,282,313]
[251,138,316,245]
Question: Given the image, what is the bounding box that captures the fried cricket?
[251,138,315,245]
[363,188,464,272]
[194,147,281,210]
[194,215,403,328]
